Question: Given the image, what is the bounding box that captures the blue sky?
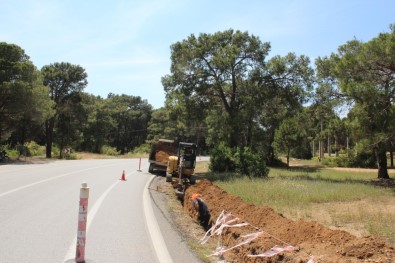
[1,0,394,109]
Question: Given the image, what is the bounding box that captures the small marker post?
[75,183,89,263]
[137,157,142,172]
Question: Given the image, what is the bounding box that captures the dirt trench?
[183,179,395,263]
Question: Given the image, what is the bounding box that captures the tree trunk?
[228,116,240,149]
[59,136,64,159]
[45,118,55,158]
[328,136,331,157]
[346,136,349,157]
[20,122,27,145]
[286,148,290,168]
[268,145,275,164]
[246,114,253,148]
[319,140,324,161]
[376,145,389,179]
[318,140,321,161]
[312,140,315,157]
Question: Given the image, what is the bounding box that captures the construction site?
[185,179,395,262]
[148,139,395,262]
[148,177,394,263]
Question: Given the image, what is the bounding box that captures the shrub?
[291,142,313,160]
[235,147,269,178]
[210,143,269,177]
[321,149,377,168]
[65,153,79,160]
[26,141,45,156]
[209,142,236,172]
[349,151,376,168]
[1,145,18,158]
[131,144,150,155]
[52,145,60,158]
[101,145,119,156]
[321,156,350,167]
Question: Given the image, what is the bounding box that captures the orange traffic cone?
[120,170,126,181]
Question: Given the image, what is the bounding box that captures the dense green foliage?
[209,142,269,177]
[1,25,395,178]
[162,29,313,173]
[41,62,88,158]
[0,43,153,158]
[209,142,236,173]
[316,24,395,178]
[162,30,271,149]
[0,42,54,143]
[234,147,269,178]
[273,113,308,167]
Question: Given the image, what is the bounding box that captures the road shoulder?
[149,175,212,263]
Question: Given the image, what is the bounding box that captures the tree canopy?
[41,62,88,158]
[1,25,395,178]
[316,25,395,178]
[162,29,271,148]
[162,29,313,157]
[0,42,53,143]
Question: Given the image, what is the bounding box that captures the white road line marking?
[143,175,173,263]
[0,163,122,198]
[63,171,137,262]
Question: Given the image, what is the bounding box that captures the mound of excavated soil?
[156,151,170,164]
[184,179,395,263]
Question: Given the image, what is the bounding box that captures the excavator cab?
[179,142,197,172]
[166,142,197,187]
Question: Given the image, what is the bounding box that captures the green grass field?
[196,162,395,246]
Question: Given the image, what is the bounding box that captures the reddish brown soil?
[184,179,395,263]
[156,151,170,164]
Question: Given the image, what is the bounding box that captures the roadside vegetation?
[1,141,149,161]
[195,161,395,247]
[2,24,395,246]
[2,25,395,180]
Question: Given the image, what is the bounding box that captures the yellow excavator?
[166,142,197,197]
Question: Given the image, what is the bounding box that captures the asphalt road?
[0,159,202,263]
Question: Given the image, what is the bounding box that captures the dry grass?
[286,199,395,244]
[76,152,148,159]
[204,161,395,247]
[76,152,114,159]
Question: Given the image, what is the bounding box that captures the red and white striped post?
[75,182,89,263]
